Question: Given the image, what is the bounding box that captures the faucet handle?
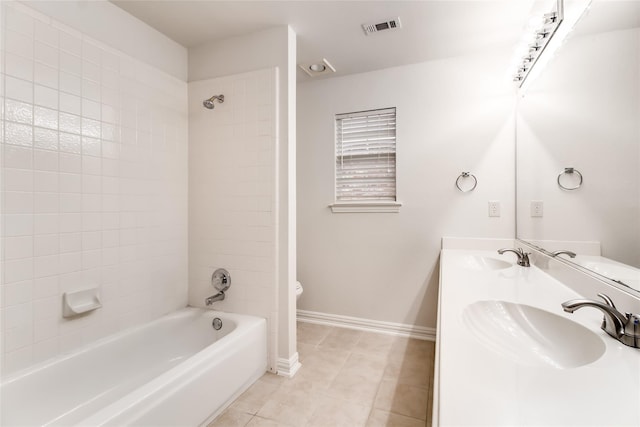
[597,293,617,310]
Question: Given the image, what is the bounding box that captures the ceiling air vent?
[362,17,402,35]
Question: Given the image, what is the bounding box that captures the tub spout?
[205,291,225,306]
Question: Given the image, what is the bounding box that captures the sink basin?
[462,300,605,369]
[459,256,512,271]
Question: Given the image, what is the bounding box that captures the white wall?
[0,2,189,376]
[188,26,297,373]
[297,51,516,329]
[517,28,640,268]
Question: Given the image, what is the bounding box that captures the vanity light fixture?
[512,0,564,86]
[299,58,336,77]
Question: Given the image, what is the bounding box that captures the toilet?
[295,281,303,301]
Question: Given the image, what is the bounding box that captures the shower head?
[203,94,224,109]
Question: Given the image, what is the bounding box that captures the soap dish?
[63,287,102,318]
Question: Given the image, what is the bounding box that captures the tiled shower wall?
[188,68,278,371]
[0,4,189,376]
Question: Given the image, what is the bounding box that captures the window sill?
[328,201,402,213]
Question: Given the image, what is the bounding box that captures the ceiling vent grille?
[362,17,402,35]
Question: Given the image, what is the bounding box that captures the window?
[331,107,401,213]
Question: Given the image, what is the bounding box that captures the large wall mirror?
[516,0,640,295]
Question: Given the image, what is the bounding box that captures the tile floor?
[209,322,435,427]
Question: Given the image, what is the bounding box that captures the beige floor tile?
[208,408,254,427]
[374,379,429,421]
[245,416,296,427]
[341,352,388,380]
[297,322,331,345]
[366,409,426,427]
[296,342,318,362]
[281,348,350,392]
[258,372,288,386]
[326,369,382,406]
[353,331,396,356]
[256,387,320,426]
[220,328,434,427]
[390,339,434,359]
[307,395,371,427]
[234,377,285,415]
[383,356,430,388]
[317,327,363,351]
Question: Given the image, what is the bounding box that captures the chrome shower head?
[203,94,224,109]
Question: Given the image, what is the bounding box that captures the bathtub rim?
[0,307,263,386]
[79,307,267,426]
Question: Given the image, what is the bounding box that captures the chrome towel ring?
[557,167,583,191]
[456,172,477,193]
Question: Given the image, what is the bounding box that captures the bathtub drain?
[212,318,223,330]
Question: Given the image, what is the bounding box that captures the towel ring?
[557,167,583,191]
[456,172,477,193]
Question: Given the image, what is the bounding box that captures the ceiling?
[111,0,539,81]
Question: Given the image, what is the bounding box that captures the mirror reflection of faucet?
[552,250,577,258]
[498,248,531,267]
[206,268,231,306]
[562,293,640,349]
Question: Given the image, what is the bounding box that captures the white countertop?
[435,249,640,426]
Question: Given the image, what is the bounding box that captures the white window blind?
[335,108,396,201]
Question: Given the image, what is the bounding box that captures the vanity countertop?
[434,249,640,426]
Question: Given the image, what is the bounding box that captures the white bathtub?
[1,308,267,426]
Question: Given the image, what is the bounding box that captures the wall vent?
[362,17,402,35]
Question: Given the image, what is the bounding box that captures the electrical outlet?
[531,201,544,217]
[488,201,501,217]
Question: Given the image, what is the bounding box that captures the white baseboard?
[276,352,301,378]
[297,309,436,341]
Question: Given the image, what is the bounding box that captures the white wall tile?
[59,31,82,56]
[34,20,58,47]
[4,236,34,260]
[33,149,58,172]
[34,127,58,151]
[1,2,188,374]
[3,280,34,307]
[59,72,81,96]
[4,214,34,237]
[58,153,81,173]
[35,42,59,69]
[34,63,58,89]
[3,168,34,192]
[59,232,82,253]
[6,6,35,36]
[34,234,59,256]
[4,258,34,283]
[3,345,34,373]
[6,76,34,103]
[5,53,34,81]
[33,214,58,235]
[34,85,58,109]
[34,255,59,278]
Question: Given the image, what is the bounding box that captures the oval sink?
[462,300,605,369]
[459,256,512,271]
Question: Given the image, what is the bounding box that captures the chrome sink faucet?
[562,293,640,349]
[498,248,531,267]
